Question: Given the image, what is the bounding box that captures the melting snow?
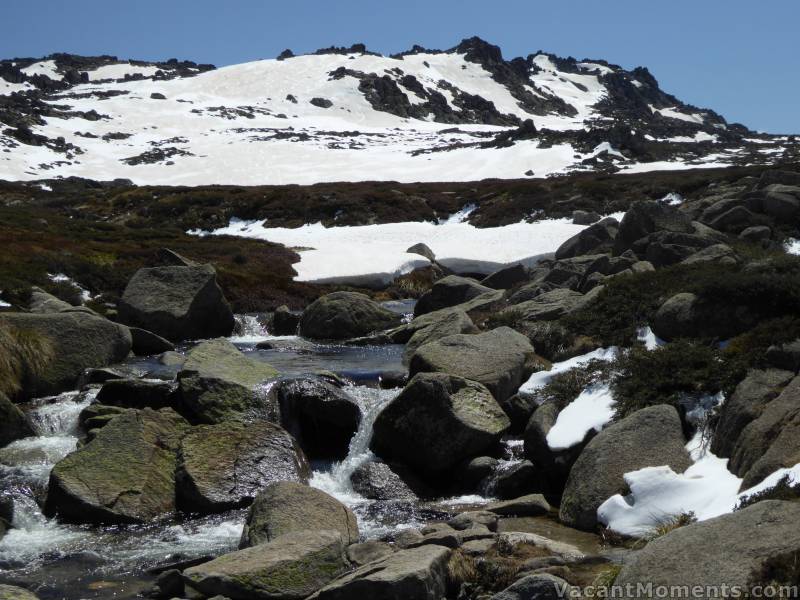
[518,346,618,398]
[546,383,616,450]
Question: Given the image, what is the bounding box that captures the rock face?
[559,405,692,530]
[184,529,350,600]
[308,545,451,600]
[370,373,510,472]
[273,378,361,459]
[45,408,189,524]
[240,481,359,548]
[615,501,800,594]
[0,392,33,446]
[178,338,279,424]
[413,275,494,317]
[118,264,235,342]
[409,327,538,401]
[299,292,402,340]
[0,312,132,398]
[177,421,310,514]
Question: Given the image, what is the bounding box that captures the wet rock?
[177,421,310,514]
[413,275,494,317]
[454,456,498,490]
[95,378,178,410]
[481,264,529,290]
[448,510,499,531]
[0,311,132,398]
[240,481,358,548]
[347,540,394,566]
[271,305,300,336]
[308,545,451,600]
[0,392,34,446]
[492,460,539,499]
[46,408,189,524]
[78,367,127,386]
[559,405,691,530]
[185,529,350,600]
[615,501,800,594]
[273,377,361,459]
[486,494,551,517]
[299,292,402,340]
[129,326,175,356]
[118,264,235,342]
[371,372,510,472]
[409,327,538,402]
[350,461,428,501]
[177,338,278,424]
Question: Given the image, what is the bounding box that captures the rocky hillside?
[1,38,797,185]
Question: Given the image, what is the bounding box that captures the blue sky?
[5,0,798,133]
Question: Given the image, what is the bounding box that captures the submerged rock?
[118,264,235,342]
[299,291,402,340]
[240,481,358,548]
[177,421,310,514]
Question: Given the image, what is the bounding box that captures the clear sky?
[4,0,798,133]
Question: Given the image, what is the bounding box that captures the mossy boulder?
[299,292,402,340]
[390,307,478,365]
[240,481,358,548]
[45,408,189,524]
[184,529,351,600]
[370,372,510,473]
[0,392,33,447]
[177,421,310,514]
[118,264,235,342]
[178,338,279,424]
[409,327,539,402]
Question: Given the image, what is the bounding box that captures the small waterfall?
[26,390,95,437]
[230,314,271,344]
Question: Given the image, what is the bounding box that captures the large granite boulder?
[370,373,510,472]
[177,338,278,424]
[409,327,538,401]
[651,292,755,342]
[555,218,618,259]
[240,481,358,548]
[350,461,428,501]
[177,421,310,514]
[299,292,402,340]
[615,501,800,595]
[45,408,189,524]
[503,288,587,321]
[394,307,478,364]
[413,275,494,317]
[614,201,695,253]
[559,405,692,530]
[118,264,235,342]
[308,545,451,600]
[0,312,131,398]
[184,529,350,600]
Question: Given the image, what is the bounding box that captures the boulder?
[0,311,132,398]
[706,206,758,233]
[651,292,754,342]
[28,287,74,313]
[350,461,427,501]
[681,243,739,266]
[572,210,602,225]
[615,201,694,253]
[45,408,189,524]
[491,460,539,499]
[240,481,358,548]
[370,373,510,472]
[614,501,800,594]
[763,185,800,221]
[490,574,573,600]
[0,586,39,600]
[129,326,175,356]
[406,242,436,262]
[308,545,451,600]
[346,540,394,566]
[481,264,529,290]
[409,327,538,402]
[157,248,197,266]
[184,529,350,600]
[393,307,478,364]
[508,281,559,304]
[118,264,235,342]
[739,225,771,243]
[177,421,310,514]
[0,392,33,447]
[273,377,361,459]
[178,338,278,424]
[486,494,551,517]
[95,378,178,410]
[413,275,494,317]
[272,305,300,336]
[299,292,402,340]
[454,456,498,490]
[559,405,692,530]
[766,340,800,372]
[555,218,618,259]
[503,288,587,321]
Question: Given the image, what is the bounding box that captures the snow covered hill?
[0,39,796,185]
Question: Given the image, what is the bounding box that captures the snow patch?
[546,383,615,450]
[519,346,618,398]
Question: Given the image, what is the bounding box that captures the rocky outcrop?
[45,408,189,524]
[413,275,494,317]
[615,501,800,594]
[299,292,402,340]
[0,392,33,446]
[371,373,510,472]
[177,338,278,424]
[273,378,361,459]
[308,545,451,600]
[118,264,235,342]
[409,327,538,401]
[240,481,358,548]
[176,421,310,514]
[184,529,350,600]
[559,405,692,530]
[0,311,131,398]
